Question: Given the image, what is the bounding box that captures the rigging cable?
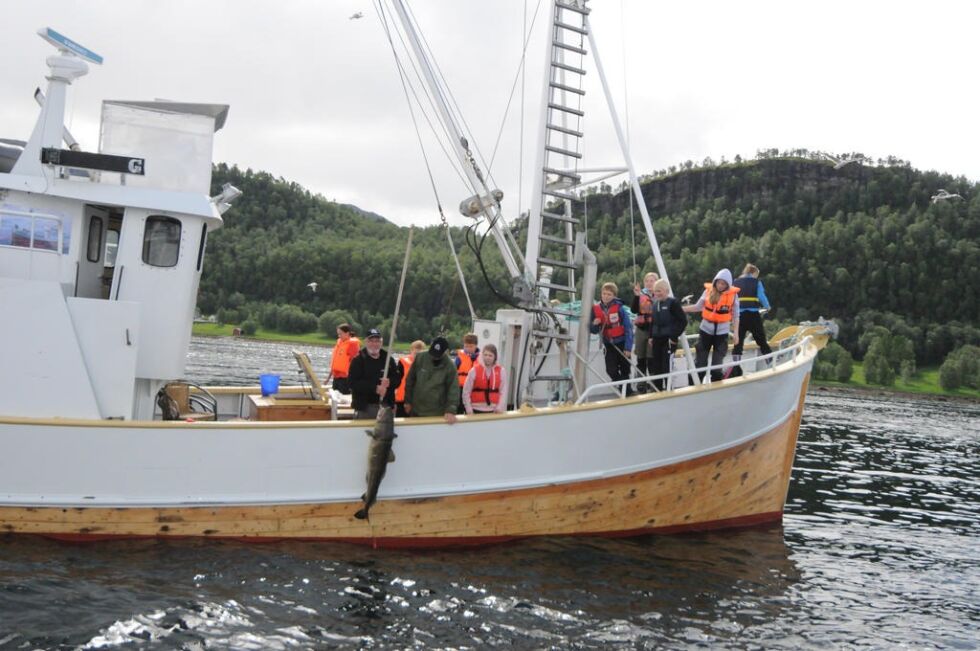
[375,0,476,321]
[621,0,637,286]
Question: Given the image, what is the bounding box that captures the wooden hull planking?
[0,376,808,547]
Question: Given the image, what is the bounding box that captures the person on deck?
[684,269,740,383]
[347,328,402,420]
[590,282,635,396]
[403,336,459,424]
[731,263,773,376]
[330,324,360,395]
[453,332,480,413]
[395,340,426,417]
[462,343,508,415]
[648,279,687,391]
[631,271,659,386]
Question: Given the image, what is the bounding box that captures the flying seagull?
[821,152,869,169]
[307,282,318,292]
[931,189,963,203]
[350,11,364,19]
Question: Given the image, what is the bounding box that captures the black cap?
[366,328,382,340]
[430,336,449,357]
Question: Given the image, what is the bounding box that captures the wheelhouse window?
[142,216,181,267]
[87,216,103,262]
[196,223,207,271]
[0,215,32,248]
[0,212,66,252]
[104,229,120,267]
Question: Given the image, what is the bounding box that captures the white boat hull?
[0,343,816,546]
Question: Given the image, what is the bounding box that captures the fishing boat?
[0,4,830,547]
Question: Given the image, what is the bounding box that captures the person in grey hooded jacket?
[683,268,740,382]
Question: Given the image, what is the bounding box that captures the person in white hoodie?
[683,268,740,382]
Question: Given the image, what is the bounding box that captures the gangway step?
[553,40,587,56]
[541,210,579,224]
[539,233,576,245]
[550,81,585,96]
[536,281,577,293]
[552,61,586,76]
[530,374,574,383]
[547,102,585,118]
[546,123,583,138]
[554,21,588,35]
[556,1,591,15]
[545,144,582,160]
[543,188,577,201]
[543,167,582,183]
[538,256,578,269]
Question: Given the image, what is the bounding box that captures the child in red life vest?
[590,281,634,395]
[462,343,508,414]
[683,268,740,382]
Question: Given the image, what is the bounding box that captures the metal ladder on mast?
[525,0,591,397]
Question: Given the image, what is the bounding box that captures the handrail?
[574,336,813,404]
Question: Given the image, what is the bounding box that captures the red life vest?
[593,301,626,340]
[701,284,740,324]
[457,349,477,387]
[472,364,502,406]
[395,354,414,403]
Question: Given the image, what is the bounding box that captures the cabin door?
[75,206,109,299]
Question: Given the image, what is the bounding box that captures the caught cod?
[354,405,397,520]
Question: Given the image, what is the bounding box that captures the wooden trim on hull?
[0,376,810,548]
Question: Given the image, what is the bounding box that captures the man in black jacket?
[348,328,402,420]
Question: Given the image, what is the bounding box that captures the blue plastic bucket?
[259,373,280,396]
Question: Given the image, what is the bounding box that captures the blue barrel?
[259,373,280,396]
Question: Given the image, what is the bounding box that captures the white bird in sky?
[821,152,869,169]
[307,282,318,292]
[350,11,363,19]
[931,189,963,203]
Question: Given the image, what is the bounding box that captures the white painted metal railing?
[574,336,813,404]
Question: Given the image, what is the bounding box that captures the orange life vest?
[395,354,414,403]
[635,291,654,326]
[457,349,477,386]
[701,284,740,324]
[330,337,360,378]
[593,301,626,340]
[471,364,502,406]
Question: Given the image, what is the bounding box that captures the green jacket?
[404,352,460,417]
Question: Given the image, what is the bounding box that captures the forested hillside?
[202,156,979,364]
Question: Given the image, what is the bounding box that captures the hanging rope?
[383,226,414,383]
[445,220,477,320]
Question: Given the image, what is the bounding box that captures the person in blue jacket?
[590,281,634,396]
[732,263,772,376]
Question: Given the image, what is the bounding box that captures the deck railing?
[574,336,813,404]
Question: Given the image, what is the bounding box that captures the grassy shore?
[811,362,980,400]
[193,323,332,346]
[192,323,413,349]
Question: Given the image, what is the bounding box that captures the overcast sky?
[4,1,977,227]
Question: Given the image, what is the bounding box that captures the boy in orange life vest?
[590,282,634,395]
[330,323,360,394]
[683,268,739,383]
[453,332,480,413]
[462,343,508,414]
[395,340,426,417]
